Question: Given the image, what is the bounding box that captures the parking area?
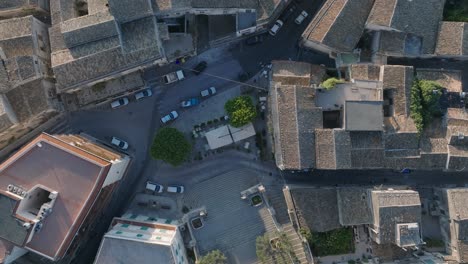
[171,86,241,132]
[181,168,278,264]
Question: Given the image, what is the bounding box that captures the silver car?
[134,89,153,100]
[111,136,129,150]
[110,97,129,109]
[161,111,179,124]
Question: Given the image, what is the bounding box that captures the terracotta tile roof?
[435,22,468,56]
[302,0,375,52]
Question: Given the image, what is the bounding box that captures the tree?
[198,250,227,264]
[321,77,344,90]
[410,79,443,134]
[256,233,296,264]
[224,95,257,127]
[150,127,191,166]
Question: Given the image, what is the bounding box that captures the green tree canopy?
[410,79,443,134]
[224,95,257,127]
[150,127,191,166]
[198,250,227,264]
[321,77,344,90]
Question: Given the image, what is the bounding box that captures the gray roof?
[445,188,468,220]
[370,190,421,245]
[435,22,468,56]
[108,0,154,22]
[0,16,33,40]
[366,0,445,54]
[61,11,118,48]
[271,85,322,170]
[192,0,257,9]
[344,101,384,131]
[382,65,413,117]
[5,78,51,122]
[50,1,163,91]
[0,0,28,10]
[337,188,373,226]
[94,236,174,264]
[0,193,28,246]
[315,129,352,170]
[290,188,341,232]
[349,64,381,81]
[384,132,419,152]
[302,0,375,52]
[378,31,422,56]
[0,96,14,133]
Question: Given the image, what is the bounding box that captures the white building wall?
[4,246,28,264]
[102,156,130,188]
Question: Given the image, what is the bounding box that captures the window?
[136,234,143,238]
[140,226,149,230]
[175,249,178,255]
[116,231,123,234]
[130,214,138,219]
[121,224,129,228]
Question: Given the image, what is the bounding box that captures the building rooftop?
[349,64,382,81]
[446,188,468,220]
[0,133,117,260]
[0,16,33,40]
[345,101,384,131]
[108,0,154,22]
[50,2,163,91]
[95,217,179,264]
[416,68,462,93]
[382,65,413,117]
[337,187,372,226]
[302,0,375,53]
[271,61,325,170]
[290,187,341,232]
[366,0,445,54]
[435,22,468,56]
[315,129,352,169]
[370,190,421,245]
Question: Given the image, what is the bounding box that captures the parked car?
[110,97,129,109]
[269,20,284,36]
[245,35,264,45]
[111,136,129,150]
[134,88,153,100]
[163,70,185,84]
[193,61,207,75]
[294,10,308,24]
[200,87,217,97]
[146,181,163,193]
[167,185,184,193]
[181,98,199,108]
[161,111,179,124]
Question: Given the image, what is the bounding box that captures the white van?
[167,185,184,193]
[146,181,163,193]
[269,20,284,36]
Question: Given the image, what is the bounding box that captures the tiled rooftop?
[302,0,374,52]
[435,22,468,56]
[337,187,372,226]
[367,0,445,54]
[290,187,341,232]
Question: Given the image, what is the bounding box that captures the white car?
[110,97,129,109]
[161,111,179,124]
[295,11,308,25]
[269,20,284,36]
[135,89,152,100]
[200,87,216,97]
[146,181,163,193]
[111,137,129,150]
[167,185,184,193]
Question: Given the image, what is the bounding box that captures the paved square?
[182,168,277,264]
